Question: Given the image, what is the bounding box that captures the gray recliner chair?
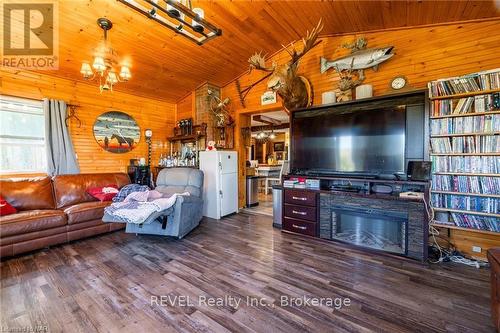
[124,168,204,238]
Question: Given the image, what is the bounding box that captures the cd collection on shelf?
[431,156,499,174]
[430,114,500,135]
[431,93,500,117]
[449,213,499,232]
[431,193,499,214]
[430,136,500,154]
[432,175,500,194]
[428,69,500,98]
[429,69,500,232]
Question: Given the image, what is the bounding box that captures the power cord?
[425,180,489,268]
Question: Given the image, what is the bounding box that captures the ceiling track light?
[118,0,222,45]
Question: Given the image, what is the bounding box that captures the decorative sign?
[261,90,277,105]
[93,111,140,153]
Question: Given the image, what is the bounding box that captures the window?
[0,96,46,174]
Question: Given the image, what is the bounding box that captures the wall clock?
[93,111,140,153]
[390,76,408,90]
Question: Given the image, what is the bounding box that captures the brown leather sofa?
[0,173,130,258]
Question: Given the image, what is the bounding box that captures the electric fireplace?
[330,206,408,255]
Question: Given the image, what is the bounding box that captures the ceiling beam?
[250,123,290,132]
[252,115,282,125]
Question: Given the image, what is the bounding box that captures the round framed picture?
[93,111,140,153]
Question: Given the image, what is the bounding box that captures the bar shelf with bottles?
[164,119,207,169]
[428,69,500,233]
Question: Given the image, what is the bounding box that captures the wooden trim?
[430,153,499,156]
[431,190,500,198]
[429,89,500,100]
[430,111,500,119]
[431,222,499,235]
[430,132,500,137]
[433,172,500,177]
[432,207,500,218]
[250,123,290,132]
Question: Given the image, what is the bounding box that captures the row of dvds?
[428,69,500,97]
[431,175,500,194]
[431,156,500,173]
[431,93,500,116]
[430,136,500,154]
[449,213,499,232]
[430,114,500,134]
[431,194,499,214]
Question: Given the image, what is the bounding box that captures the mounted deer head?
[248,19,323,111]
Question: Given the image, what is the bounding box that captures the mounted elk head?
[248,20,323,112]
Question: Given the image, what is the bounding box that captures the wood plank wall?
[222,19,500,109]
[1,69,176,176]
[176,93,194,122]
[213,19,500,259]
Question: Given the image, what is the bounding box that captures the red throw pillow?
[0,196,17,216]
[87,184,119,202]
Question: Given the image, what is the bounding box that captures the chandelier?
[117,0,222,45]
[80,18,131,92]
[255,128,276,142]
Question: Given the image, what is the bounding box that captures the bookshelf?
[428,68,500,233]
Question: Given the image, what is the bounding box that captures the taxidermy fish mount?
[320,37,394,93]
[248,19,324,112]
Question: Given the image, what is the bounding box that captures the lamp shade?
[80,62,93,77]
[107,71,118,84]
[92,56,106,72]
[119,66,131,80]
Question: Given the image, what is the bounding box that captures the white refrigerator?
[199,151,238,219]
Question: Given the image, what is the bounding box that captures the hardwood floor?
[242,193,273,217]
[0,213,494,333]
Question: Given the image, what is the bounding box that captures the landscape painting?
[93,111,140,153]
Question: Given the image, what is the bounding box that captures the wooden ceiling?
[39,0,499,102]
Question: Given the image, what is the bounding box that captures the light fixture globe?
[192,8,204,33]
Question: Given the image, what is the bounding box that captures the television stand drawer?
[283,217,317,237]
[284,189,317,207]
[284,204,317,222]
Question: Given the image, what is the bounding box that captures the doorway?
[243,110,290,217]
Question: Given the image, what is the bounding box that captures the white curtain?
[43,99,80,175]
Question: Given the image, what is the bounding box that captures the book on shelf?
[428,69,500,98]
[431,156,499,174]
[450,213,499,232]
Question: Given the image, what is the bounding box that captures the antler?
[284,19,324,65]
[248,52,274,72]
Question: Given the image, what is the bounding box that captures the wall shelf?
[430,152,499,156]
[430,110,500,119]
[431,190,500,198]
[432,207,500,218]
[433,172,500,177]
[428,70,500,235]
[431,222,499,235]
[429,88,500,100]
[430,132,499,137]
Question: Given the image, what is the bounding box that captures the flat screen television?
[291,106,406,177]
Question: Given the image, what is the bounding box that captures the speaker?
[407,161,431,181]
